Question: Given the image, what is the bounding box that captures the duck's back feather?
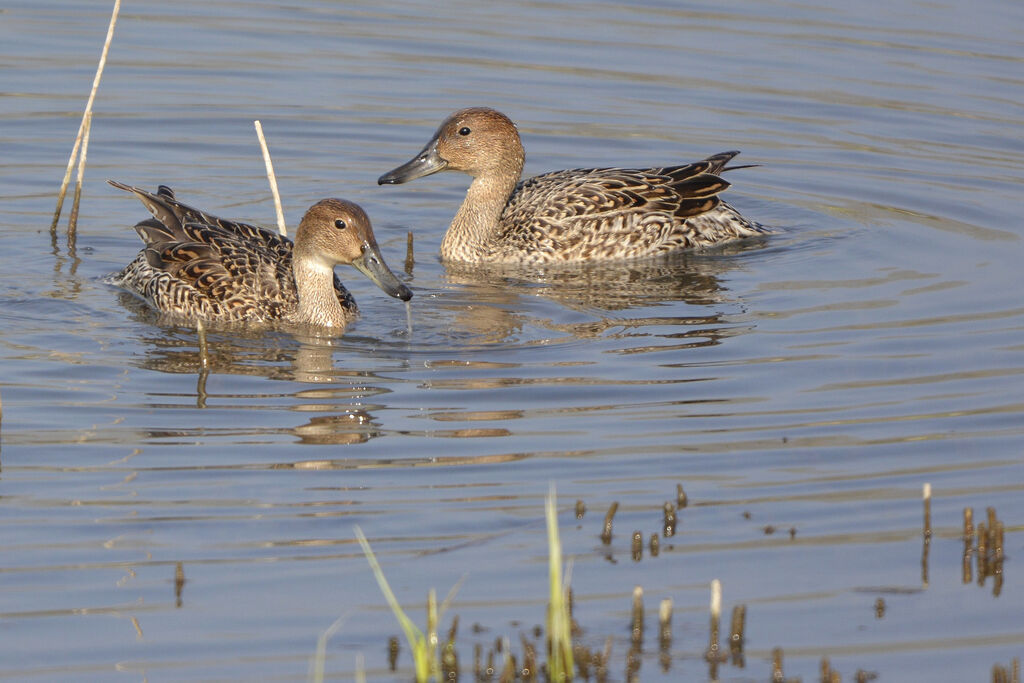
[494,151,766,263]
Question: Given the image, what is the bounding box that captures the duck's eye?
[334,219,347,230]
[458,126,471,136]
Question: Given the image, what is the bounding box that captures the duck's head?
[378,107,525,184]
[296,199,412,301]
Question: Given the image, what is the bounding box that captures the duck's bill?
[378,138,447,185]
[352,241,413,301]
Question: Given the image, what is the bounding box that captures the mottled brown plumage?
[108,182,411,329]
[379,107,768,264]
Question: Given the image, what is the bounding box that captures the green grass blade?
[546,485,575,680]
[354,526,434,681]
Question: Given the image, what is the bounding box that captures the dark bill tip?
[377,139,447,185]
[352,242,414,302]
[394,283,414,302]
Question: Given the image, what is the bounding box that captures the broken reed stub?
[659,598,673,641]
[387,635,400,671]
[821,657,841,683]
[658,599,673,673]
[519,633,536,681]
[728,604,746,663]
[649,533,659,557]
[442,616,459,680]
[631,586,644,646]
[404,230,415,275]
[704,579,727,663]
[575,499,586,519]
[663,501,676,537]
[923,482,932,538]
[631,531,643,561]
[921,483,932,587]
[676,484,688,508]
[625,643,641,682]
[174,561,185,607]
[963,507,975,584]
[772,647,785,682]
[600,501,619,545]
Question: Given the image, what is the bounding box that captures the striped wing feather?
[499,153,740,260]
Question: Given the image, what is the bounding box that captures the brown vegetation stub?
[405,231,415,276]
[600,502,618,544]
[821,656,839,683]
[387,636,400,671]
[729,604,746,667]
[630,586,644,647]
[631,531,643,561]
[663,501,676,537]
[174,562,185,608]
[442,617,459,680]
[520,633,536,682]
[921,483,932,587]
[772,647,785,682]
[676,484,688,508]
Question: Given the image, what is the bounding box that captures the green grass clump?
[345,489,575,682]
[355,526,462,683]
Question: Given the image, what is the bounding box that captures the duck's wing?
[513,153,736,221]
[500,152,741,257]
[139,222,297,320]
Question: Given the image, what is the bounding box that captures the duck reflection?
[445,238,765,309]
[120,291,361,383]
[438,237,767,342]
[121,293,395,445]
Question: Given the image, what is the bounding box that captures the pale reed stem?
[51,0,121,232]
[68,111,93,235]
[254,120,287,236]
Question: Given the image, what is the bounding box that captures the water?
[2,0,1024,680]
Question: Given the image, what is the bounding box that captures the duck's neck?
[441,165,522,262]
[291,253,350,328]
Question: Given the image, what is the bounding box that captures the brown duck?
[379,107,768,264]
[108,181,411,328]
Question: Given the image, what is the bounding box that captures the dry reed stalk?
[51,0,121,232]
[254,120,287,236]
[67,111,93,235]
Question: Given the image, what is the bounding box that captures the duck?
[378,107,768,264]
[108,181,411,328]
